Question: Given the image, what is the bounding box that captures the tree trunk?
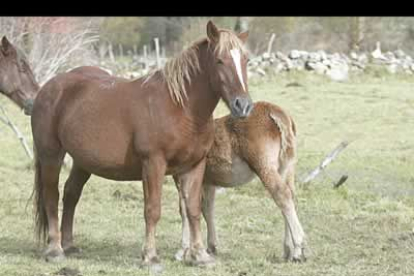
[350,17,365,52]
[234,17,249,33]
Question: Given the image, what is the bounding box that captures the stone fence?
[104,47,414,81]
[247,49,414,81]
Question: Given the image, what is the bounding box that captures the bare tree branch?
[0,17,100,86]
[0,105,33,159]
[301,141,350,185]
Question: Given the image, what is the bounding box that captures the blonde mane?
[144,29,247,107]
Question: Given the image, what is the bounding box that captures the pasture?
[1,71,414,276]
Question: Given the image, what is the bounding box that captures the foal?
[176,101,307,262]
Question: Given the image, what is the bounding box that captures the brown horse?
[175,101,307,262]
[0,36,39,113]
[31,21,253,267]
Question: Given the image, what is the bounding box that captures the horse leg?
[283,216,294,260]
[61,164,91,255]
[254,164,306,262]
[268,172,305,262]
[202,183,217,255]
[39,159,65,262]
[283,164,297,260]
[175,159,215,266]
[173,176,191,261]
[174,178,217,260]
[141,156,167,267]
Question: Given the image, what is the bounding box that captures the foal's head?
[205,21,253,118]
[0,36,39,110]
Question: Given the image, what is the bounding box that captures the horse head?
[205,21,253,118]
[0,36,39,113]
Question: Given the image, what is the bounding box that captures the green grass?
[1,71,414,275]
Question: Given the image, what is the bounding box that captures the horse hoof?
[292,256,303,263]
[141,254,161,266]
[174,248,186,261]
[149,263,164,274]
[207,246,217,256]
[63,246,82,256]
[45,249,65,263]
[184,248,215,267]
[288,248,307,263]
[141,256,163,274]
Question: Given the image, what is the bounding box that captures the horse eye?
[20,61,28,72]
[217,59,224,65]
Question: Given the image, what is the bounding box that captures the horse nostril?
[244,102,254,116]
[234,98,242,110]
[232,97,253,118]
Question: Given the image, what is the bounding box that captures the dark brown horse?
[31,21,252,267]
[0,36,39,113]
[175,101,307,262]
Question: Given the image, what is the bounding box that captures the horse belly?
[206,154,255,188]
[66,146,142,181]
[61,125,142,181]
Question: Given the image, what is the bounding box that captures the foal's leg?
[269,172,305,262]
[283,216,295,260]
[60,164,91,255]
[141,156,167,266]
[175,159,214,266]
[173,176,190,261]
[201,183,217,255]
[253,163,306,262]
[174,179,217,260]
[40,159,65,262]
[284,164,298,259]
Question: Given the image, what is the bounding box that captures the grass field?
[1,71,414,276]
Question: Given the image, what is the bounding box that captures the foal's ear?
[1,36,15,56]
[238,31,249,44]
[207,20,220,44]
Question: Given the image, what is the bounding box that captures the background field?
[1,71,413,276]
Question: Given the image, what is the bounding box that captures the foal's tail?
[269,112,297,182]
[33,144,48,243]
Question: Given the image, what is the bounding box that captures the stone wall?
[102,48,414,81]
[247,49,414,81]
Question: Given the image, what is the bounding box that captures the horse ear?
[207,20,220,43]
[1,36,14,56]
[238,31,249,44]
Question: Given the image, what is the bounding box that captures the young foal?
[31,21,253,267]
[0,36,39,112]
[176,101,307,262]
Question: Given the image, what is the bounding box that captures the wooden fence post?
[267,33,276,55]
[143,45,148,70]
[154,37,161,69]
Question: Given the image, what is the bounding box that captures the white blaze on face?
[230,48,246,92]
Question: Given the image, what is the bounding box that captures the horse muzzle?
[230,96,254,118]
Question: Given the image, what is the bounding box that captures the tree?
[349,17,365,52]
[0,17,100,85]
[99,17,144,55]
[234,17,250,33]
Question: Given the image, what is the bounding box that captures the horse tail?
[269,112,297,183]
[33,144,48,243]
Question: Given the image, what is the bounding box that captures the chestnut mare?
[31,21,253,267]
[0,36,39,112]
[175,101,307,262]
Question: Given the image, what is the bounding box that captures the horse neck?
[184,68,220,125]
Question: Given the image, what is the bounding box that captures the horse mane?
[143,29,247,107]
